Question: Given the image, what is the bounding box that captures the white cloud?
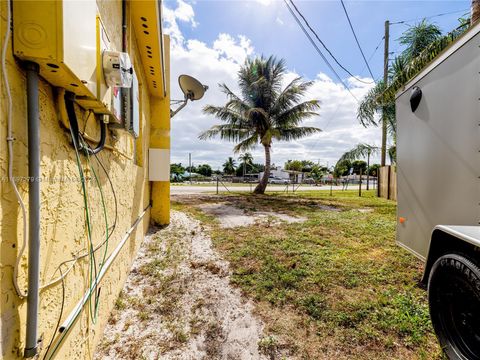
[254,0,276,6]
[162,0,197,45]
[213,34,253,63]
[163,1,383,171]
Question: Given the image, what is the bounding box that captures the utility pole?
[381,20,389,166]
[189,153,192,184]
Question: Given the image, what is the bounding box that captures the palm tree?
[200,56,321,194]
[339,144,379,190]
[223,157,236,175]
[238,152,253,178]
[398,20,442,60]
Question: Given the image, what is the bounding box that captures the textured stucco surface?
[0,1,167,358]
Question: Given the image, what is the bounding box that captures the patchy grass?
[173,190,444,359]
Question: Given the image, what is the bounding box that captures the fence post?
[359,169,362,197]
[377,170,380,197]
[387,166,391,200]
[216,176,219,195]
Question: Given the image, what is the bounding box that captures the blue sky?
[163,0,470,170]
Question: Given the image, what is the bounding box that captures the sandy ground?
[171,184,363,195]
[197,202,307,228]
[95,211,269,360]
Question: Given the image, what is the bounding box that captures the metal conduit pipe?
[24,61,41,358]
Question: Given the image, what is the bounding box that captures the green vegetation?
[174,191,443,359]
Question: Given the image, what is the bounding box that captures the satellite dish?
[178,74,208,101]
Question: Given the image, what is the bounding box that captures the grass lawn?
[172,190,443,359]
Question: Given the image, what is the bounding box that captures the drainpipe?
[24,61,41,358]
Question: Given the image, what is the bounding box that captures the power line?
[340,0,375,80]
[390,8,470,25]
[283,0,359,101]
[288,0,373,85]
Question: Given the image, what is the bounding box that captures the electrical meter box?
[13,0,97,98]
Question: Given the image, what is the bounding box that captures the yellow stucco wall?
[0,1,169,358]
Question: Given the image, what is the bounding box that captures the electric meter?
[102,50,133,88]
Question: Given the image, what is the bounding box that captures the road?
[171,183,367,195]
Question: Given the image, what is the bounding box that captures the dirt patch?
[95,211,271,360]
[197,202,307,228]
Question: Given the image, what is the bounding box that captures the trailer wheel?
[428,254,480,360]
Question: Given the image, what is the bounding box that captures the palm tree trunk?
[254,144,271,194]
[472,0,480,24]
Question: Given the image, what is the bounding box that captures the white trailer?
[396,23,480,360]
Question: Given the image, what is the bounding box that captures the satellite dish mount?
[170,74,208,118]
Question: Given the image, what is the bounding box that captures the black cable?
[288,0,373,85]
[64,92,106,155]
[42,266,65,360]
[390,8,470,25]
[283,0,359,101]
[340,0,375,80]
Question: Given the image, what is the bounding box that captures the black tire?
[428,253,480,360]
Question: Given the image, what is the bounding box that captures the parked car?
[268,177,290,184]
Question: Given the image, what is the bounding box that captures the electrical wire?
[42,265,65,360]
[390,8,470,25]
[288,0,373,85]
[340,0,375,80]
[3,0,29,299]
[83,138,110,322]
[38,146,118,290]
[283,0,359,102]
[42,139,118,360]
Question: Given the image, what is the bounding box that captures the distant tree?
[170,163,185,176]
[352,160,367,175]
[285,160,303,172]
[200,56,321,194]
[250,163,264,173]
[185,165,197,173]
[301,160,315,172]
[368,164,380,176]
[197,164,213,177]
[310,164,327,182]
[339,143,379,190]
[334,159,351,178]
[238,152,254,178]
[223,157,236,175]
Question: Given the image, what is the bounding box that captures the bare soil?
[197,202,307,228]
[95,211,269,360]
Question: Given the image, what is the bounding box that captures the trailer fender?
[422,225,480,284]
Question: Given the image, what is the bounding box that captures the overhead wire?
[283,0,359,102]
[390,8,470,25]
[340,0,375,80]
[288,0,373,85]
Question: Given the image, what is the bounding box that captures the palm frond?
[233,134,259,152]
[274,100,320,127]
[274,126,321,141]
